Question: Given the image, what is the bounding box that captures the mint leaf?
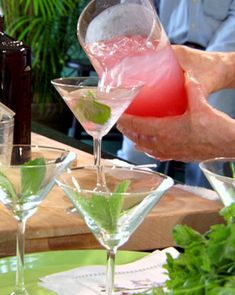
[0,171,17,201]
[21,157,46,197]
[172,224,205,248]
[68,180,130,233]
[223,162,235,179]
[220,204,235,223]
[231,163,235,179]
[135,205,235,295]
[160,205,235,294]
[76,90,111,125]
[113,180,130,194]
[108,180,130,222]
[84,194,118,232]
[0,157,46,206]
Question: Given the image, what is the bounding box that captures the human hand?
[117,73,235,162]
[173,45,234,95]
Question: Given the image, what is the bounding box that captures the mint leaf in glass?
[107,180,130,228]
[231,162,235,179]
[69,180,130,233]
[0,171,17,202]
[223,162,235,179]
[0,157,46,203]
[21,157,46,197]
[76,90,111,125]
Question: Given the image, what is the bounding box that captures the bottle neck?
[0,15,4,32]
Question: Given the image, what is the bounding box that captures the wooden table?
[0,133,223,257]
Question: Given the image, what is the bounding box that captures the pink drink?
[85,35,187,117]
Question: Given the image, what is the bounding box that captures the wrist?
[213,113,235,157]
[220,52,235,90]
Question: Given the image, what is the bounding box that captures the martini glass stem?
[93,136,107,191]
[14,219,28,295]
[93,136,102,167]
[106,248,117,295]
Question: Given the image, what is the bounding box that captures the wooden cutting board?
[0,133,223,257]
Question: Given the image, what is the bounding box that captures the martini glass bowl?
[56,165,174,295]
[0,145,76,295]
[51,76,143,190]
[199,157,235,207]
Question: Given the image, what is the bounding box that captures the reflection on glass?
[200,158,235,207]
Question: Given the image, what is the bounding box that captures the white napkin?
[39,247,179,295]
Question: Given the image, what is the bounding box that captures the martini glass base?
[10,288,29,295]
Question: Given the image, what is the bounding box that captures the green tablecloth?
[0,249,147,294]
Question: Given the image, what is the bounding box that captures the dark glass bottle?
[0,16,32,144]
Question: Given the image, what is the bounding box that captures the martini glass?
[56,165,174,295]
[200,158,235,207]
[77,0,187,117]
[0,145,76,295]
[51,76,143,190]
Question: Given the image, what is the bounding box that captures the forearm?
[201,111,235,159]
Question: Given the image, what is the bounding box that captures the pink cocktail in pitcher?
[78,0,188,117]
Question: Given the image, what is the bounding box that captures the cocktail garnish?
[76,90,111,125]
[70,180,130,233]
[0,171,17,201]
[231,163,235,179]
[0,157,46,202]
[21,157,46,197]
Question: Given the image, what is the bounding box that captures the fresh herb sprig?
[136,204,235,295]
[0,157,46,203]
[0,171,17,202]
[21,157,46,198]
[76,90,111,125]
[231,163,235,180]
[68,180,130,233]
